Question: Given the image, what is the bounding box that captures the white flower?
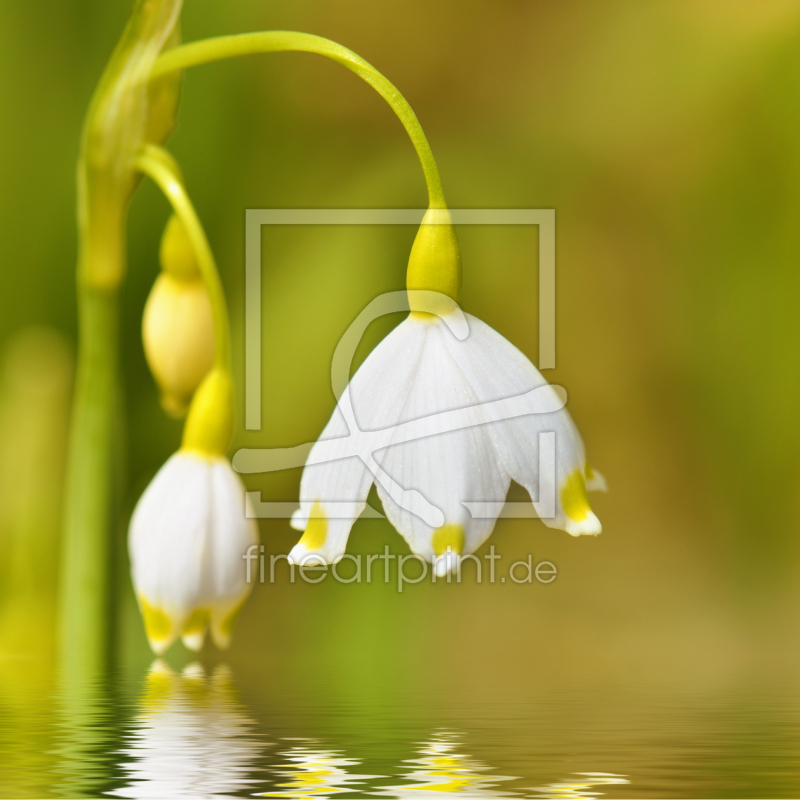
[290,310,606,575]
[129,450,258,654]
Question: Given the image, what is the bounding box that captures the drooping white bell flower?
[289,209,605,575]
[129,451,258,654]
[129,369,258,654]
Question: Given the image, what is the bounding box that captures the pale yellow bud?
[142,217,214,417]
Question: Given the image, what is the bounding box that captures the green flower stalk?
[130,146,254,654]
[150,31,462,305]
[150,32,447,209]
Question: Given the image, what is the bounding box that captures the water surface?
[3,660,800,798]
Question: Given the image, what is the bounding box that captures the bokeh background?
[4,0,800,795]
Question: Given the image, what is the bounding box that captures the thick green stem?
[60,0,182,676]
[59,288,119,675]
[151,31,448,208]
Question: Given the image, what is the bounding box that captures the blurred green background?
[3,0,800,717]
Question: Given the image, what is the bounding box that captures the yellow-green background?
[3,0,800,721]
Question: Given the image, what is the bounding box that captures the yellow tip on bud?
[181,368,234,457]
[160,214,200,281]
[406,207,462,313]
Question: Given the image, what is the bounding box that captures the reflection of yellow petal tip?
[432,524,465,556]
[181,664,208,704]
[142,660,174,711]
[148,658,172,677]
[182,662,206,681]
[212,664,234,690]
[139,596,174,654]
[298,500,327,550]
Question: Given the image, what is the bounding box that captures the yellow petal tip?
[432,524,465,556]
[560,470,602,536]
[139,596,175,655]
[297,500,328,551]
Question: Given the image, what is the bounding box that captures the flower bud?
[142,216,214,417]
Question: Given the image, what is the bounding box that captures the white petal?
[291,429,373,565]
[566,509,602,537]
[444,314,602,537]
[294,306,602,563]
[207,460,259,602]
[291,314,431,563]
[434,550,461,578]
[290,507,306,531]
[347,314,429,431]
[585,466,608,492]
[370,315,510,559]
[129,452,212,650]
[207,460,259,649]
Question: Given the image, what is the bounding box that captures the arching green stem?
[151,31,448,209]
[135,144,232,375]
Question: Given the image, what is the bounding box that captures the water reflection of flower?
[112,660,266,799]
[382,731,516,798]
[260,739,378,798]
[531,772,629,799]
